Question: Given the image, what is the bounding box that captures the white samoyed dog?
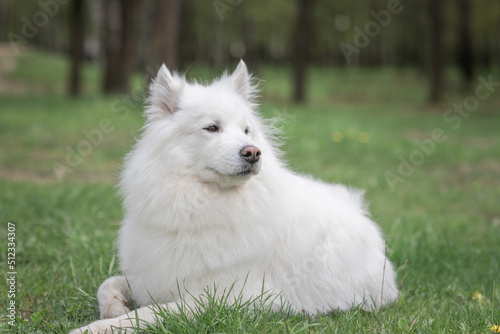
[71,61,398,333]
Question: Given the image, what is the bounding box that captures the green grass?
[1,48,499,333]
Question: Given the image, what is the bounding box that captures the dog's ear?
[146,64,184,120]
[229,60,257,102]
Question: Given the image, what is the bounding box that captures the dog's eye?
[204,125,220,133]
[245,128,249,135]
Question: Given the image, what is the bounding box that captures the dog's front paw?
[97,276,133,319]
[69,323,106,334]
[69,318,131,334]
[102,299,131,319]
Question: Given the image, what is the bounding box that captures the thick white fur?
[70,60,397,333]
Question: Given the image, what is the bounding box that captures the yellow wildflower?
[331,131,343,143]
[472,291,483,302]
[491,325,500,333]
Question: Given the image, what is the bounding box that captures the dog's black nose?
[241,146,261,164]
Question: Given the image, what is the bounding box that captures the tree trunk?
[457,0,473,86]
[209,10,225,68]
[429,0,444,103]
[102,0,139,94]
[293,0,315,103]
[102,0,122,93]
[69,0,85,97]
[242,18,259,73]
[367,0,382,67]
[146,0,182,80]
[120,0,139,83]
[0,1,7,41]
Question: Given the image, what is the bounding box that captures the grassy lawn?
[1,48,499,333]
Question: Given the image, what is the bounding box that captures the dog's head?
[143,61,265,188]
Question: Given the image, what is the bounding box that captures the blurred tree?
[0,1,9,43]
[2,0,500,97]
[293,0,315,102]
[68,0,85,96]
[457,0,473,86]
[365,0,382,67]
[241,19,259,71]
[102,0,139,94]
[429,0,444,103]
[473,0,500,68]
[146,0,182,77]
